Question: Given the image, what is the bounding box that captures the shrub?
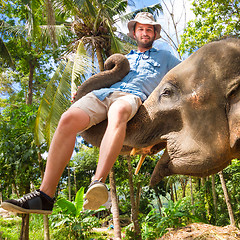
[50,187,103,239]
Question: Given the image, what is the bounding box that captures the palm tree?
[109,168,122,239]
[127,156,142,239]
[218,171,236,226]
[53,0,131,70]
[34,0,133,145]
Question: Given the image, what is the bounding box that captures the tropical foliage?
[0,103,40,196]
[50,187,102,239]
[179,0,240,54]
[1,0,240,239]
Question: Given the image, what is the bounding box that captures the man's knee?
[58,108,90,132]
[108,100,132,122]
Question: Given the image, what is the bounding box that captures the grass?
[0,214,48,240]
[0,215,114,240]
[0,216,21,240]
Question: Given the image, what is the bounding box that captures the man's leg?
[40,108,90,198]
[1,107,90,214]
[83,99,132,210]
[95,99,132,182]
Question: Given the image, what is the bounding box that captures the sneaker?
[1,190,54,215]
[83,180,109,210]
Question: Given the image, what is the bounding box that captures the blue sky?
[131,0,161,9]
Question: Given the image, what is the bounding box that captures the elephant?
[74,38,240,186]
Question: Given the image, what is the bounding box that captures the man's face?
[133,23,156,49]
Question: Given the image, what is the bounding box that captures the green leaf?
[75,187,84,216]
[34,59,72,146]
[85,0,96,16]
[0,37,14,68]
[53,217,71,227]
[71,40,95,95]
[56,198,76,216]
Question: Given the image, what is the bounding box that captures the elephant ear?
[227,82,240,150]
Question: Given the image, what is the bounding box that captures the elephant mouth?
[130,140,167,156]
[146,141,167,155]
[130,140,167,175]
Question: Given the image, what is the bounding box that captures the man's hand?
[71,87,79,102]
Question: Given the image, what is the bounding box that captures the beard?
[135,35,155,49]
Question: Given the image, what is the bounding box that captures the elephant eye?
[162,88,172,97]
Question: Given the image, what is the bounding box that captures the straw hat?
[127,12,161,40]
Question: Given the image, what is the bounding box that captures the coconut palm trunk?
[218,171,236,226]
[95,46,104,71]
[211,174,217,222]
[189,176,194,214]
[109,168,122,240]
[126,156,142,240]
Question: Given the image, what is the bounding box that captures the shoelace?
[18,190,40,204]
[88,177,104,188]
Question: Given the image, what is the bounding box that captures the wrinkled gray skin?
[75,38,240,186]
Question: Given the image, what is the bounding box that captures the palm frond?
[40,24,72,45]
[138,3,163,17]
[52,0,74,16]
[34,59,72,146]
[93,8,103,33]
[105,19,124,53]
[46,60,72,144]
[84,0,96,17]
[24,1,42,41]
[0,22,26,38]
[0,37,14,68]
[71,40,96,95]
[111,0,128,14]
[118,37,137,54]
[73,0,87,10]
[119,3,163,23]
[117,31,137,47]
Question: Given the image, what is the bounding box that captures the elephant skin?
[125,38,240,185]
[76,38,240,186]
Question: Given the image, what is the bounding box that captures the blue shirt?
[93,48,181,102]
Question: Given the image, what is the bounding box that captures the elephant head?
[77,38,240,186]
[124,38,240,185]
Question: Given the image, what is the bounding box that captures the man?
[1,12,181,214]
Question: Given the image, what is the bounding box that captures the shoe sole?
[1,202,52,215]
[83,184,108,210]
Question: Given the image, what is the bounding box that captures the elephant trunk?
[80,103,157,153]
[124,91,183,153]
[124,104,157,148]
[73,54,130,102]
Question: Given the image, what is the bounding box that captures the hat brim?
[127,20,161,40]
